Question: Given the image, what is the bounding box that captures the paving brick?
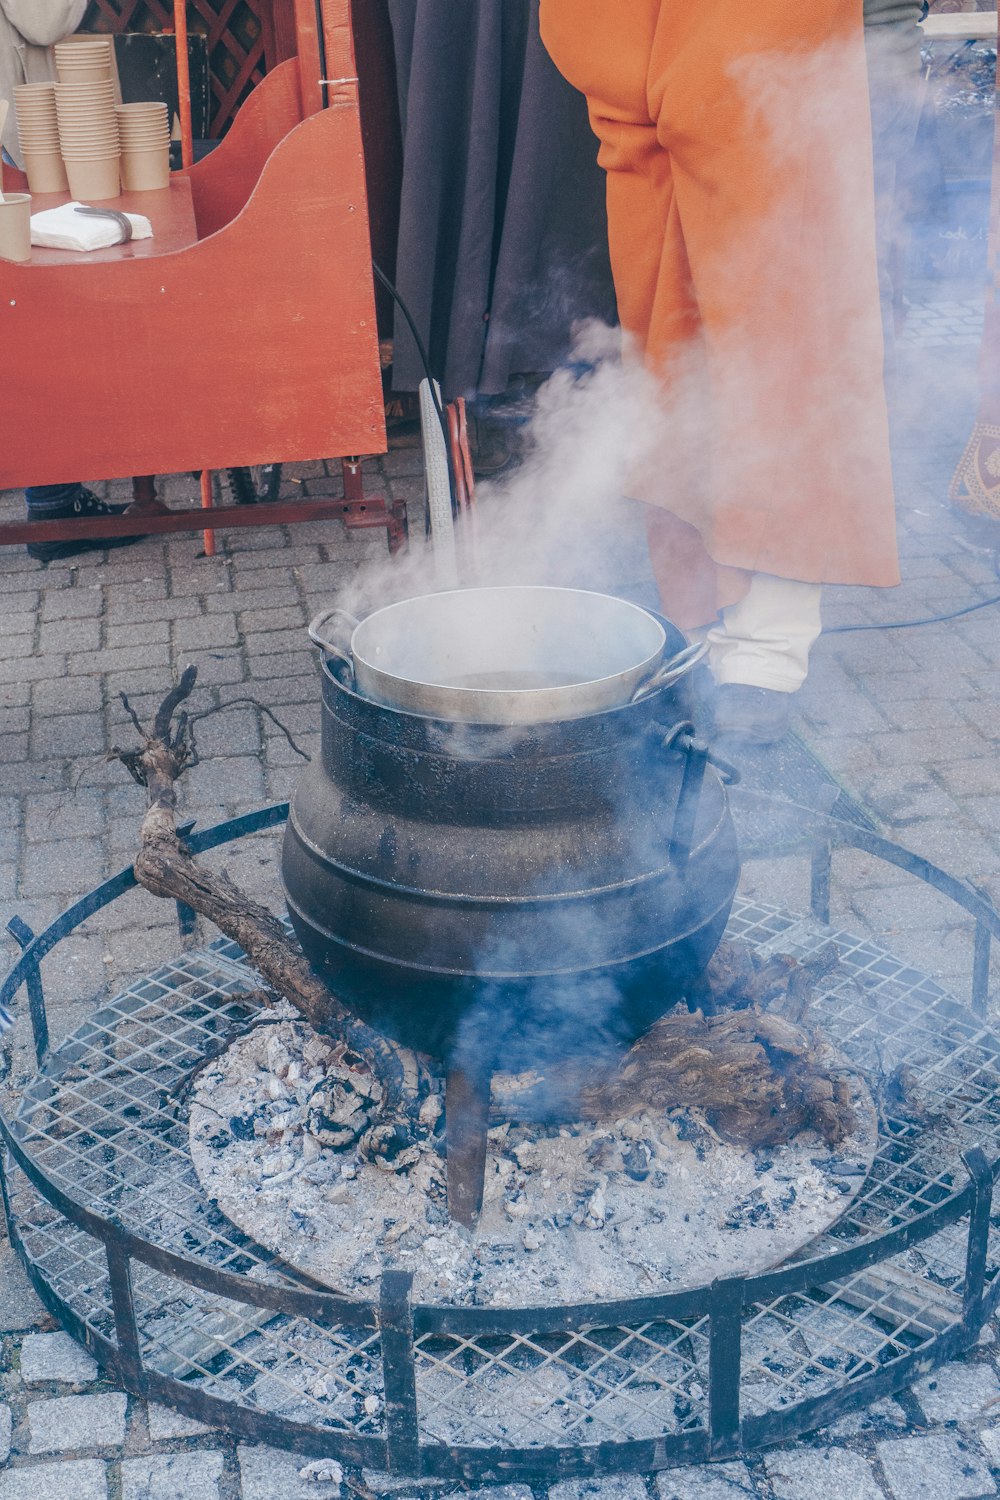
[0,762,68,797]
[764,1447,882,1500]
[0,1244,47,1334]
[30,714,106,760]
[32,680,104,716]
[2,634,37,660]
[209,588,300,618]
[0,733,29,762]
[549,1480,649,1500]
[145,1402,212,1440]
[4,612,35,636]
[105,667,190,702]
[173,615,240,650]
[104,621,170,650]
[876,1431,994,1500]
[41,591,104,622]
[218,675,318,707]
[0,708,30,734]
[119,1452,224,1500]
[235,605,307,633]
[39,620,101,656]
[0,583,41,607]
[247,648,314,680]
[0,656,68,685]
[243,627,312,658]
[104,596,203,624]
[912,1360,1000,1423]
[170,567,232,598]
[19,1333,98,1385]
[27,1393,126,1453]
[0,1403,10,1464]
[174,651,246,687]
[67,644,171,677]
[187,706,261,757]
[0,681,31,709]
[239,1445,347,1499]
[20,838,104,898]
[0,1459,108,1500]
[181,752,267,806]
[655,1462,755,1499]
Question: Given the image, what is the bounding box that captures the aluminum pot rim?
[327,586,672,724]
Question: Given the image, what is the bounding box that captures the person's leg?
[707,574,822,691]
[25,483,85,515]
[23,483,141,563]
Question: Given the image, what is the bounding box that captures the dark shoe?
[27,488,145,563]
[712,684,793,747]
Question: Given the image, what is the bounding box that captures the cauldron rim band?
[320,649,689,734]
[286,805,732,898]
[284,885,738,980]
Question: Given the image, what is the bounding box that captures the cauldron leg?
[445,1066,492,1227]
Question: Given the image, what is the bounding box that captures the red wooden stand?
[0,2,398,553]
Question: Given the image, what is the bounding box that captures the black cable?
[825,591,1000,633]
[372,261,458,519]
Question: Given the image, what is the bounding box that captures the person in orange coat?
[539,0,899,745]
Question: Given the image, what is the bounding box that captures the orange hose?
[173,0,194,170]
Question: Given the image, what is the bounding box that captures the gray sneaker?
[712,684,793,747]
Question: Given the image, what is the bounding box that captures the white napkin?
[30,201,153,252]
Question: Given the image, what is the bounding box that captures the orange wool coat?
[538,0,899,628]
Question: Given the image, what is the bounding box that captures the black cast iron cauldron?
[281,615,740,1076]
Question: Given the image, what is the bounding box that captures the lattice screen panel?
[82,0,272,137]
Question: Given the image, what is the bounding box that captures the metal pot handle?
[308,608,360,687]
[657,720,740,874]
[630,639,708,705]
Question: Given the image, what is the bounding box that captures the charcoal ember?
[363,1120,421,1171]
[302,1034,335,1070]
[306,1064,383,1150]
[622,1141,652,1181]
[585,1134,617,1169]
[418,1092,443,1129]
[411,1153,446,1198]
[229,1114,255,1141]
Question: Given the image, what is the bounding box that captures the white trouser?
[703,574,823,694]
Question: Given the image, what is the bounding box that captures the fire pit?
[2,795,1000,1479]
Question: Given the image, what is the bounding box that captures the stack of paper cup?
[116,102,170,192]
[56,34,122,103]
[54,36,114,85]
[13,83,68,193]
[54,79,120,200]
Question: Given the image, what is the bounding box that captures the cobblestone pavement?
[5,292,1000,1497]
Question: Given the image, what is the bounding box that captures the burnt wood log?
[579,1006,858,1149]
[108,666,350,1037]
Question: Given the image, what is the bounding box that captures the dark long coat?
[387,0,615,399]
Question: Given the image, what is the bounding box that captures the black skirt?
[387,0,616,398]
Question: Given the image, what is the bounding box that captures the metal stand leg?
[445,1066,492,1228]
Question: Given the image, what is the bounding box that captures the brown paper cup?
[120,147,169,192]
[0,193,31,263]
[56,62,111,83]
[57,35,122,104]
[21,152,69,193]
[64,157,121,201]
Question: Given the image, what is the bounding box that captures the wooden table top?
[24,177,198,267]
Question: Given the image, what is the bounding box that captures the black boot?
[27,488,145,563]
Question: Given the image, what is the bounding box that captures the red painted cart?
[0,0,404,553]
